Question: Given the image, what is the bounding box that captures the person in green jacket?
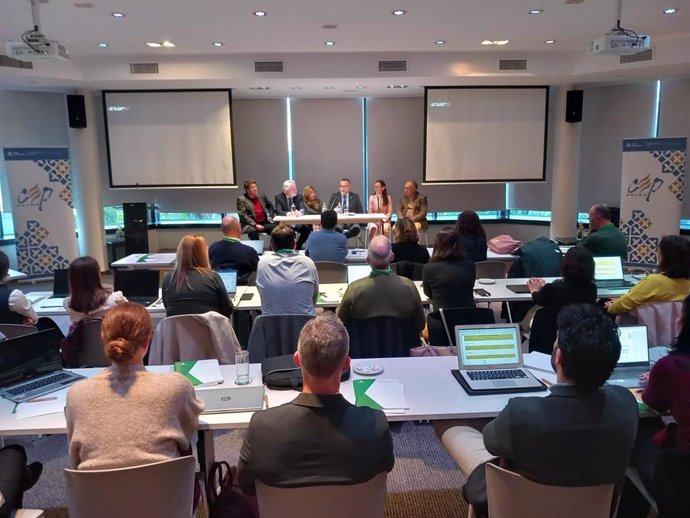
[581,203,627,259]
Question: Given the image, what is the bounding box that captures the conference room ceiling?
[1,0,689,97]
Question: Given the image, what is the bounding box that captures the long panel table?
[274,213,385,226]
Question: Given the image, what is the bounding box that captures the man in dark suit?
[440,304,638,518]
[208,216,259,285]
[274,180,311,250]
[237,313,394,495]
[327,178,364,239]
[236,179,275,240]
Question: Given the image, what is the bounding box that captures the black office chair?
[346,316,421,358]
[528,307,559,354]
[247,314,315,363]
[426,307,495,347]
[393,261,424,281]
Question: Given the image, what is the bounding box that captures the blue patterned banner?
[620,138,687,267]
[3,147,78,275]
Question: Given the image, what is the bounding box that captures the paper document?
[174,359,224,386]
[523,352,555,373]
[354,379,408,414]
[318,288,344,304]
[15,388,68,419]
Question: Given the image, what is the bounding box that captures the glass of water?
[235,351,251,385]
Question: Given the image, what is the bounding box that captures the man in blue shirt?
[304,210,348,263]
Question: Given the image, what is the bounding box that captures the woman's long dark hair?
[672,294,690,353]
[68,256,111,313]
[455,210,486,238]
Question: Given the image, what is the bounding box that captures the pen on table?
[27,396,58,403]
[540,378,553,386]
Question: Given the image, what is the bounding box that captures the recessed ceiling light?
[391,9,407,16]
[291,86,302,90]
[528,9,543,15]
[435,40,446,45]
[324,86,335,90]
[146,42,161,48]
[213,41,224,47]
[387,84,408,89]
[162,41,175,48]
[356,86,366,90]
[322,24,338,29]
[663,8,679,14]
[324,40,335,46]
[481,39,510,46]
[253,10,267,17]
[545,39,556,44]
[111,12,125,18]
[74,3,95,8]
[97,42,108,48]
[249,86,270,90]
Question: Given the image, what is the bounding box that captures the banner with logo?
[2,147,78,275]
[620,137,687,267]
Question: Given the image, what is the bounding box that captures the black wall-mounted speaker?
[123,203,149,255]
[565,90,583,123]
[66,94,87,128]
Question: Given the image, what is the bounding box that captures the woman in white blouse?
[367,179,393,240]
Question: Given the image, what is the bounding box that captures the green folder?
[353,379,384,410]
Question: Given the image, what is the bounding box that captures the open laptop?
[451,323,546,395]
[113,269,160,306]
[607,325,649,388]
[593,256,634,289]
[347,264,371,284]
[240,240,264,256]
[218,270,237,297]
[196,386,264,414]
[0,328,85,403]
[48,269,69,299]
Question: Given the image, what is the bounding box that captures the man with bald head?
[337,236,424,331]
[580,203,627,259]
[208,216,260,285]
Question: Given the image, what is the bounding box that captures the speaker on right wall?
[565,89,583,123]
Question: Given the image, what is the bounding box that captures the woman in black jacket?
[455,210,487,263]
[423,228,475,309]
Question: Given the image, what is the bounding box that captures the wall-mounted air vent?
[129,63,159,74]
[620,49,653,64]
[255,61,284,73]
[378,60,407,72]
[499,59,528,71]
[0,55,33,69]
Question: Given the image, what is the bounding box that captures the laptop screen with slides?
[456,324,523,370]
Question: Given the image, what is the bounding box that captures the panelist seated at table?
[238,313,394,495]
[397,179,428,232]
[65,302,204,470]
[367,179,393,240]
[64,256,127,323]
[0,251,38,325]
[237,179,276,241]
[257,225,319,316]
[209,216,259,285]
[304,210,348,264]
[162,235,234,318]
[326,178,364,239]
[439,304,638,518]
[274,180,311,250]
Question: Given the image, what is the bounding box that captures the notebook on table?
[451,323,546,395]
[0,328,85,403]
[593,256,634,289]
[217,270,237,297]
[607,325,649,388]
[113,269,160,306]
[347,264,371,284]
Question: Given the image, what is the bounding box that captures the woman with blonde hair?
[162,235,234,318]
[367,179,393,239]
[66,302,204,469]
[302,185,322,215]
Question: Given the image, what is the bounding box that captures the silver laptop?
[594,256,633,289]
[453,324,545,393]
[607,325,649,388]
[218,270,237,297]
[347,264,371,284]
[0,328,85,403]
[196,385,264,414]
[241,240,265,256]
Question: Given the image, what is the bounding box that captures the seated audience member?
[275,180,311,250]
[440,304,638,518]
[237,179,276,241]
[632,293,690,505]
[607,235,690,315]
[0,251,38,325]
[66,302,204,469]
[337,236,424,332]
[304,210,348,264]
[422,229,475,309]
[208,215,259,285]
[455,210,487,263]
[238,313,394,494]
[326,178,364,239]
[0,445,42,517]
[397,180,428,232]
[391,218,430,264]
[256,225,318,316]
[64,256,127,323]
[162,235,234,318]
[367,179,393,240]
[302,185,322,215]
[581,203,627,259]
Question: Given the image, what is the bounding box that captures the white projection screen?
[103,90,235,188]
[424,86,549,183]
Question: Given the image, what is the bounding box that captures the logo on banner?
[17,183,54,211]
[626,174,663,203]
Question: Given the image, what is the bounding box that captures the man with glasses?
[327,178,364,239]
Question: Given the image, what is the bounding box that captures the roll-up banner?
[2,147,78,275]
[620,137,687,267]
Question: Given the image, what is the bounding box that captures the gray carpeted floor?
[14,421,467,517]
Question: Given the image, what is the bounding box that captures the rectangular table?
[274,213,385,226]
[111,253,177,270]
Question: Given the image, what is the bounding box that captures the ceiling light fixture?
[356,86,366,89]
[663,8,678,14]
[391,9,406,16]
[435,40,446,45]
[213,42,224,47]
[324,86,335,90]
[253,10,267,17]
[111,12,125,18]
[324,40,335,46]
[249,86,270,90]
[146,42,161,48]
[291,86,302,90]
[528,9,543,15]
[481,39,509,45]
[545,39,556,44]
[97,42,108,48]
[387,84,408,89]
[162,41,175,47]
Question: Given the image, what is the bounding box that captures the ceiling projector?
[5,38,69,62]
[590,32,651,55]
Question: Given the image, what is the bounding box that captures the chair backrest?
[346,316,420,358]
[394,260,424,281]
[247,314,315,362]
[627,301,684,348]
[314,261,348,283]
[0,324,38,339]
[64,456,195,518]
[475,261,506,279]
[485,463,613,518]
[74,318,109,367]
[527,307,559,355]
[148,311,241,365]
[427,307,495,347]
[654,447,690,518]
[256,472,387,518]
